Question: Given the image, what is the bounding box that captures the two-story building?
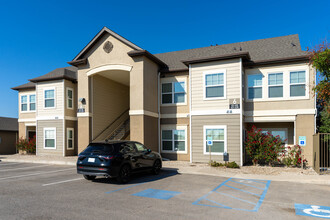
[12,27,316,165]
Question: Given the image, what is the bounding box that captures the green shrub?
[210,160,239,168]
[226,161,239,169]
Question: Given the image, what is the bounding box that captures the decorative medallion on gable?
[103,41,113,53]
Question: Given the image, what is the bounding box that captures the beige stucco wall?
[18,122,26,139]
[77,117,91,153]
[18,89,36,120]
[160,74,189,115]
[160,117,190,161]
[244,62,315,112]
[64,80,77,118]
[37,120,63,156]
[191,58,241,112]
[36,80,64,117]
[65,120,77,156]
[143,57,159,113]
[296,114,315,165]
[191,114,241,164]
[92,75,129,139]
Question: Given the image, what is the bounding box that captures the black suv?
[77,141,162,183]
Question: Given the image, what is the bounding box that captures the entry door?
[28,131,36,140]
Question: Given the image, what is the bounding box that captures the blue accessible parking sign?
[295,204,330,219]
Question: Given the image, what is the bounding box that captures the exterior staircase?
[93,109,130,142]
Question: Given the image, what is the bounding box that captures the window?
[260,128,288,145]
[161,81,186,104]
[268,73,283,98]
[290,71,306,97]
[44,128,56,149]
[44,89,55,108]
[205,72,225,99]
[67,128,74,150]
[67,88,73,109]
[248,74,262,99]
[161,128,186,153]
[21,95,28,111]
[135,143,148,152]
[119,143,135,154]
[29,95,36,111]
[204,126,226,155]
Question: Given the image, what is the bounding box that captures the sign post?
[207,137,213,164]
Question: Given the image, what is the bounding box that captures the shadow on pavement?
[91,168,180,185]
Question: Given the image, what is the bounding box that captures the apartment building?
[12,27,316,165]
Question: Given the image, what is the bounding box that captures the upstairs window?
[67,88,73,109]
[290,71,306,97]
[205,72,225,99]
[268,73,283,98]
[30,95,36,111]
[248,74,262,99]
[161,82,186,104]
[44,89,55,108]
[21,95,28,111]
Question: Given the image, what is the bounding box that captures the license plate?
[88,158,95,163]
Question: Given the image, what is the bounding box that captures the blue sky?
[0,0,329,118]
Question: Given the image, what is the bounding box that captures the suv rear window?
[83,144,115,154]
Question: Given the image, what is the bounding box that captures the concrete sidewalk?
[1,154,329,185]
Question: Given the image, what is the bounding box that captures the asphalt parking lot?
[0,161,329,220]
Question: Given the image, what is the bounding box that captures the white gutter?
[158,72,161,154]
[189,64,192,163]
[239,58,243,166]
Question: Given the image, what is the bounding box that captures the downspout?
[239,58,243,166]
[189,64,192,163]
[158,71,161,154]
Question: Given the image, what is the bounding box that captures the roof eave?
[29,76,77,83]
[11,85,36,91]
[128,50,168,68]
[67,58,88,67]
[181,52,251,66]
[244,55,310,67]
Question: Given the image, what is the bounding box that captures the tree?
[309,42,330,132]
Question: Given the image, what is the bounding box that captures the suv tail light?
[99,155,114,160]
[78,155,86,161]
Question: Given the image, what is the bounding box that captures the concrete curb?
[0,158,76,166]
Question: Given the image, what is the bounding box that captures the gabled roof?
[0,117,18,131]
[29,66,77,83]
[154,34,309,71]
[70,27,143,64]
[11,82,36,91]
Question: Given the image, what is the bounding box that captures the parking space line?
[42,178,84,186]
[229,179,265,190]
[0,168,75,181]
[0,165,50,172]
[215,191,257,205]
[106,183,144,194]
[0,163,22,166]
[223,184,261,196]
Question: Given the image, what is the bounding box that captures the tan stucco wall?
[0,131,17,154]
[19,122,26,139]
[191,114,241,164]
[143,57,159,113]
[160,117,190,161]
[296,114,315,165]
[77,117,91,153]
[143,115,158,153]
[92,75,129,139]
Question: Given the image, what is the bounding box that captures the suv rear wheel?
[83,175,96,181]
[117,165,131,183]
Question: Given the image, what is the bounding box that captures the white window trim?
[289,70,307,97]
[161,79,187,106]
[43,87,56,109]
[161,125,187,154]
[66,87,74,110]
[67,128,74,150]
[203,125,227,155]
[268,72,283,99]
[246,65,310,102]
[203,69,227,100]
[247,73,263,100]
[19,93,36,113]
[43,127,56,149]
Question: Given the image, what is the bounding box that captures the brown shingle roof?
[0,117,18,131]
[11,82,36,91]
[154,34,309,71]
[29,66,77,83]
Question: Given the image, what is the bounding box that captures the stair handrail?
[106,118,130,141]
[93,109,129,141]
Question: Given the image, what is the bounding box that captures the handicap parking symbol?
[295,204,330,219]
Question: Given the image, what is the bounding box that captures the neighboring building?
[12,27,316,165]
[0,117,18,154]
